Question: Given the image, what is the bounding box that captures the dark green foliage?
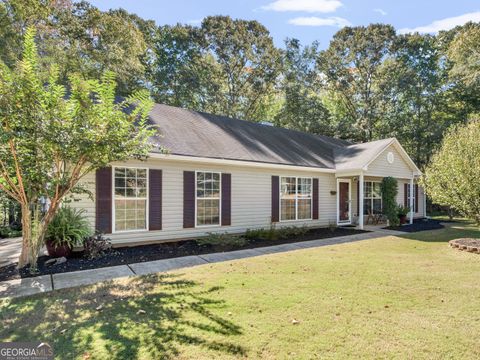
[45,207,92,248]
[83,233,112,260]
[0,226,22,239]
[196,232,248,247]
[396,205,410,217]
[381,177,399,226]
[244,225,308,241]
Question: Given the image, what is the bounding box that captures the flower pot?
[45,239,72,258]
[399,215,407,225]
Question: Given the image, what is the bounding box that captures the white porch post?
[409,176,414,224]
[359,172,364,229]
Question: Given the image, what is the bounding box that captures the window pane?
[364,182,372,198]
[281,177,296,197]
[298,178,312,198]
[298,199,311,219]
[281,199,296,221]
[197,198,220,226]
[114,167,148,231]
[115,168,126,178]
[373,199,382,214]
[363,199,372,215]
[137,169,147,178]
[373,182,381,198]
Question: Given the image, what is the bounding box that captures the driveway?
[0,237,22,268]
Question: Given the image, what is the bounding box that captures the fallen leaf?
[95,304,104,311]
[137,309,146,315]
[291,319,300,325]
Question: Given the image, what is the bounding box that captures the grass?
[1,223,480,359]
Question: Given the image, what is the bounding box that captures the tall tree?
[275,38,331,135]
[378,33,449,167]
[149,16,282,121]
[0,0,150,94]
[0,28,154,269]
[318,24,396,141]
[446,22,480,89]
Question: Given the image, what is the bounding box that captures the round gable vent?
[387,151,394,164]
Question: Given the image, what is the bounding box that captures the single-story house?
[72,103,425,246]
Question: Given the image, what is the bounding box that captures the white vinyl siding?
[71,158,337,245]
[366,144,414,179]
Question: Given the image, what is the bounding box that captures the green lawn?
[1,223,480,359]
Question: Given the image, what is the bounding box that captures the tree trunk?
[17,204,47,271]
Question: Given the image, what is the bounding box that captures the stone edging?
[449,239,480,254]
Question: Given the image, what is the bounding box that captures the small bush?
[45,207,92,248]
[196,232,248,247]
[0,226,22,239]
[245,224,308,241]
[83,233,112,260]
[276,225,308,240]
[244,223,279,241]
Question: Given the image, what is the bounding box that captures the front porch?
[335,173,418,230]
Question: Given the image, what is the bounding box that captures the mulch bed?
[0,226,369,282]
[383,218,444,233]
[449,238,480,253]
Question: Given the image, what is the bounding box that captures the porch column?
[409,176,414,224]
[359,172,364,229]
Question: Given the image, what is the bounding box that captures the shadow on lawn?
[0,273,246,359]
[394,222,480,243]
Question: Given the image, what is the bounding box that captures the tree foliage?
[381,177,399,226]
[421,119,480,224]
[0,0,149,95]
[149,16,282,121]
[0,27,154,268]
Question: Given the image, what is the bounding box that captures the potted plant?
[397,205,410,225]
[45,207,92,257]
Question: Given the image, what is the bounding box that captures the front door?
[338,180,351,223]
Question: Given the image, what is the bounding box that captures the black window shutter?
[271,176,279,222]
[221,173,231,226]
[356,180,360,216]
[415,184,419,213]
[404,183,408,208]
[313,178,319,219]
[96,167,112,234]
[183,171,195,228]
[149,169,162,230]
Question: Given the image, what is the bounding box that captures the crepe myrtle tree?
[421,119,480,225]
[0,28,155,269]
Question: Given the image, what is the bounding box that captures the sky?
[90,0,480,48]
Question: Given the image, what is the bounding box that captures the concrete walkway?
[0,229,404,298]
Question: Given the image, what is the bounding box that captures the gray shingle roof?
[147,103,397,170]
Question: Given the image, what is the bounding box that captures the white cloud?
[288,16,351,27]
[399,11,480,34]
[262,0,343,13]
[373,8,387,16]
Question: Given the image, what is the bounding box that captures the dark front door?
[339,181,350,222]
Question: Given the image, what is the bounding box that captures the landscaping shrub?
[196,232,248,247]
[245,224,308,241]
[45,207,92,249]
[381,177,399,226]
[83,233,112,260]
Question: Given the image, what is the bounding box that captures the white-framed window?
[364,181,382,215]
[196,171,221,226]
[280,177,312,221]
[113,167,148,232]
[407,184,417,213]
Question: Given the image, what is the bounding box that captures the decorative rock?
[45,257,67,267]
